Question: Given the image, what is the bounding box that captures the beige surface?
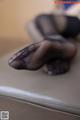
[0,43,80,115]
[0,96,79,120]
[0,38,29,56]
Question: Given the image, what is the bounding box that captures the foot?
[8,40,76,70]
[43,60,70,75]
[8,41,54,70]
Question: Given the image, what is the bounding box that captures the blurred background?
[0,0,80,56]
[0,0,53,56]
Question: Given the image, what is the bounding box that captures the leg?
[43,40,77,75]
[9,39,77,71]
[9,14,77,72]
[34,14,76,75]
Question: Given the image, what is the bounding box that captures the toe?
[8,59,26,70]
